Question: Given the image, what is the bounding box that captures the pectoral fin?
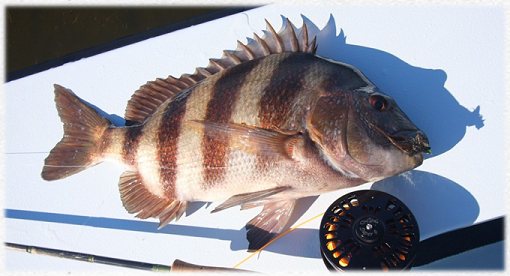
[211,186,290,213]
[187,120,301,160]
[246,200,297,252]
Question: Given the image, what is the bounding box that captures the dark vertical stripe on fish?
[258,53,311,129]
[256,53,313,173]
[122,125,143,166]
[98,128,113,159]
[319,63,368,92]
[158,91,191,198]
[201,59,262,187]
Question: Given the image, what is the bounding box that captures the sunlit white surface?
[4,5,505,272]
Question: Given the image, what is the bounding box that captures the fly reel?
[319,190,419,271]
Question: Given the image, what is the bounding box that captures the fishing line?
[233,212,324,269]
[5,151,51,155]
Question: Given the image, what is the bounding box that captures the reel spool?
[319,190,419,271]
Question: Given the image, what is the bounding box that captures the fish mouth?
[369,123,431,155]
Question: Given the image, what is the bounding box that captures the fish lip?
[368,122,431,155]
[388,131,431,155]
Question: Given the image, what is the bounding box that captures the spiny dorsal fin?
[124,17,318,123]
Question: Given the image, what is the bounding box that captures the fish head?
[307,86,430,182]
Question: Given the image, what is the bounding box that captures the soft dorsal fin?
[124,17,318,123]
[125,76,190,124]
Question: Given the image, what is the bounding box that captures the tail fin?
[41,84,112,181]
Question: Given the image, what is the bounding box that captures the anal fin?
[118,171,188,229]
[246,200,297,252]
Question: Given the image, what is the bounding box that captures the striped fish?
[41,18,430,251]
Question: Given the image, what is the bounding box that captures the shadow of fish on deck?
[301,14,484,158]
[7,170,478,259]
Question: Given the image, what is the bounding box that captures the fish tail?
[41,84,112,181]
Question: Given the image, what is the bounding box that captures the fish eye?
[369,95,388,111]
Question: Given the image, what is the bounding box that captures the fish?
[41,18,430,251]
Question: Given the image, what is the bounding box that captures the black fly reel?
[319,190,419,271]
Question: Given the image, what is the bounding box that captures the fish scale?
[202,60,261,187]
[41,18,430,251]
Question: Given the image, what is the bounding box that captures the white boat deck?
[4,5,505,272]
